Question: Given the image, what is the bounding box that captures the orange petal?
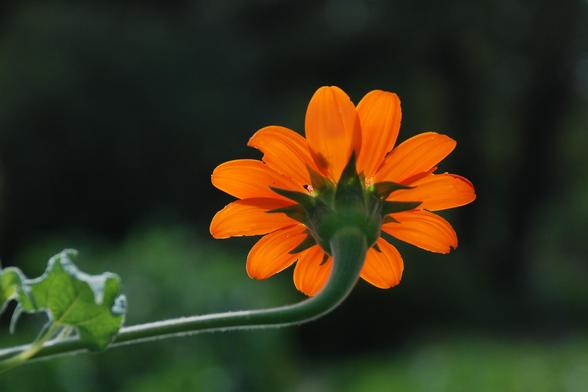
[210,198,298,239]
[246,224,308,279]
[211,159,301,200]
[305,86,361,181]
[382,210,457,254]
[356,90,402,177]
[360,238,403,289]
[391,173,476,211]
[293,245,332,296]
[248,125,318,186]
[375,132,456,183]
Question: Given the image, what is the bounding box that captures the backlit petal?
[391,173,476,211]
[375,132,456,183]
[246,225,308,279]
[210,198,297,239]
[211,159,302,200]
[293,245,332,296]
[360,238,404,289]
[357,90,401,177]
[248,125,318,186]
[382,210,457,254]
[305,86,361,181]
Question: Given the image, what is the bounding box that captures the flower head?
[210,86,476,296]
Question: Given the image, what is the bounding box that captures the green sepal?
[289,235,316,254]
[335,153,364,204]
[382,201,422,215]
[270,187,315,210]
[307,165,333,191]
[268,204,306,223]
[337,152,361,189]
[372,181,413,199]
[382,215,399,224]
[9,305,23,334]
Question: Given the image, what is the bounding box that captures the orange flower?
[210,86,476,296]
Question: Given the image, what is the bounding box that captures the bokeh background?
[1,0,588,390]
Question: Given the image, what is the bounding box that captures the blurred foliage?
[0,225,587,390]
[0,225,299,390]
[318,337,588,392]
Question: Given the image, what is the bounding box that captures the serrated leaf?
[20,250,127,351]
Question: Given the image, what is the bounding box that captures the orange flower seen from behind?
[210,86,476,296]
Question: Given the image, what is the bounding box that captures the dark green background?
[1,1,587,390]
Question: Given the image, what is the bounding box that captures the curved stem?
[0,227,367,364]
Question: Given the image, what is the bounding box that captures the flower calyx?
[270,155,421,255]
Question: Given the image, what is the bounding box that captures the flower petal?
[391,173,476,211]
[375,132,456,183]
[305,86,361,181]
[382,210,457,254]
[211,159,301,200]
[248,125,318,186]
[360,238,404,289]
[293,245,332,297]
[210,198,297,239]
[246,224,308,279]
[357,90,402,177]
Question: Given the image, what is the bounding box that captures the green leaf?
[15,250,126,351]
[0,267,27,314]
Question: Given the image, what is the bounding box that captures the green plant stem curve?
[0,227,367,364]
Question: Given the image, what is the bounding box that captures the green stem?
[0,323,62,373]
[0,227,367,364]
